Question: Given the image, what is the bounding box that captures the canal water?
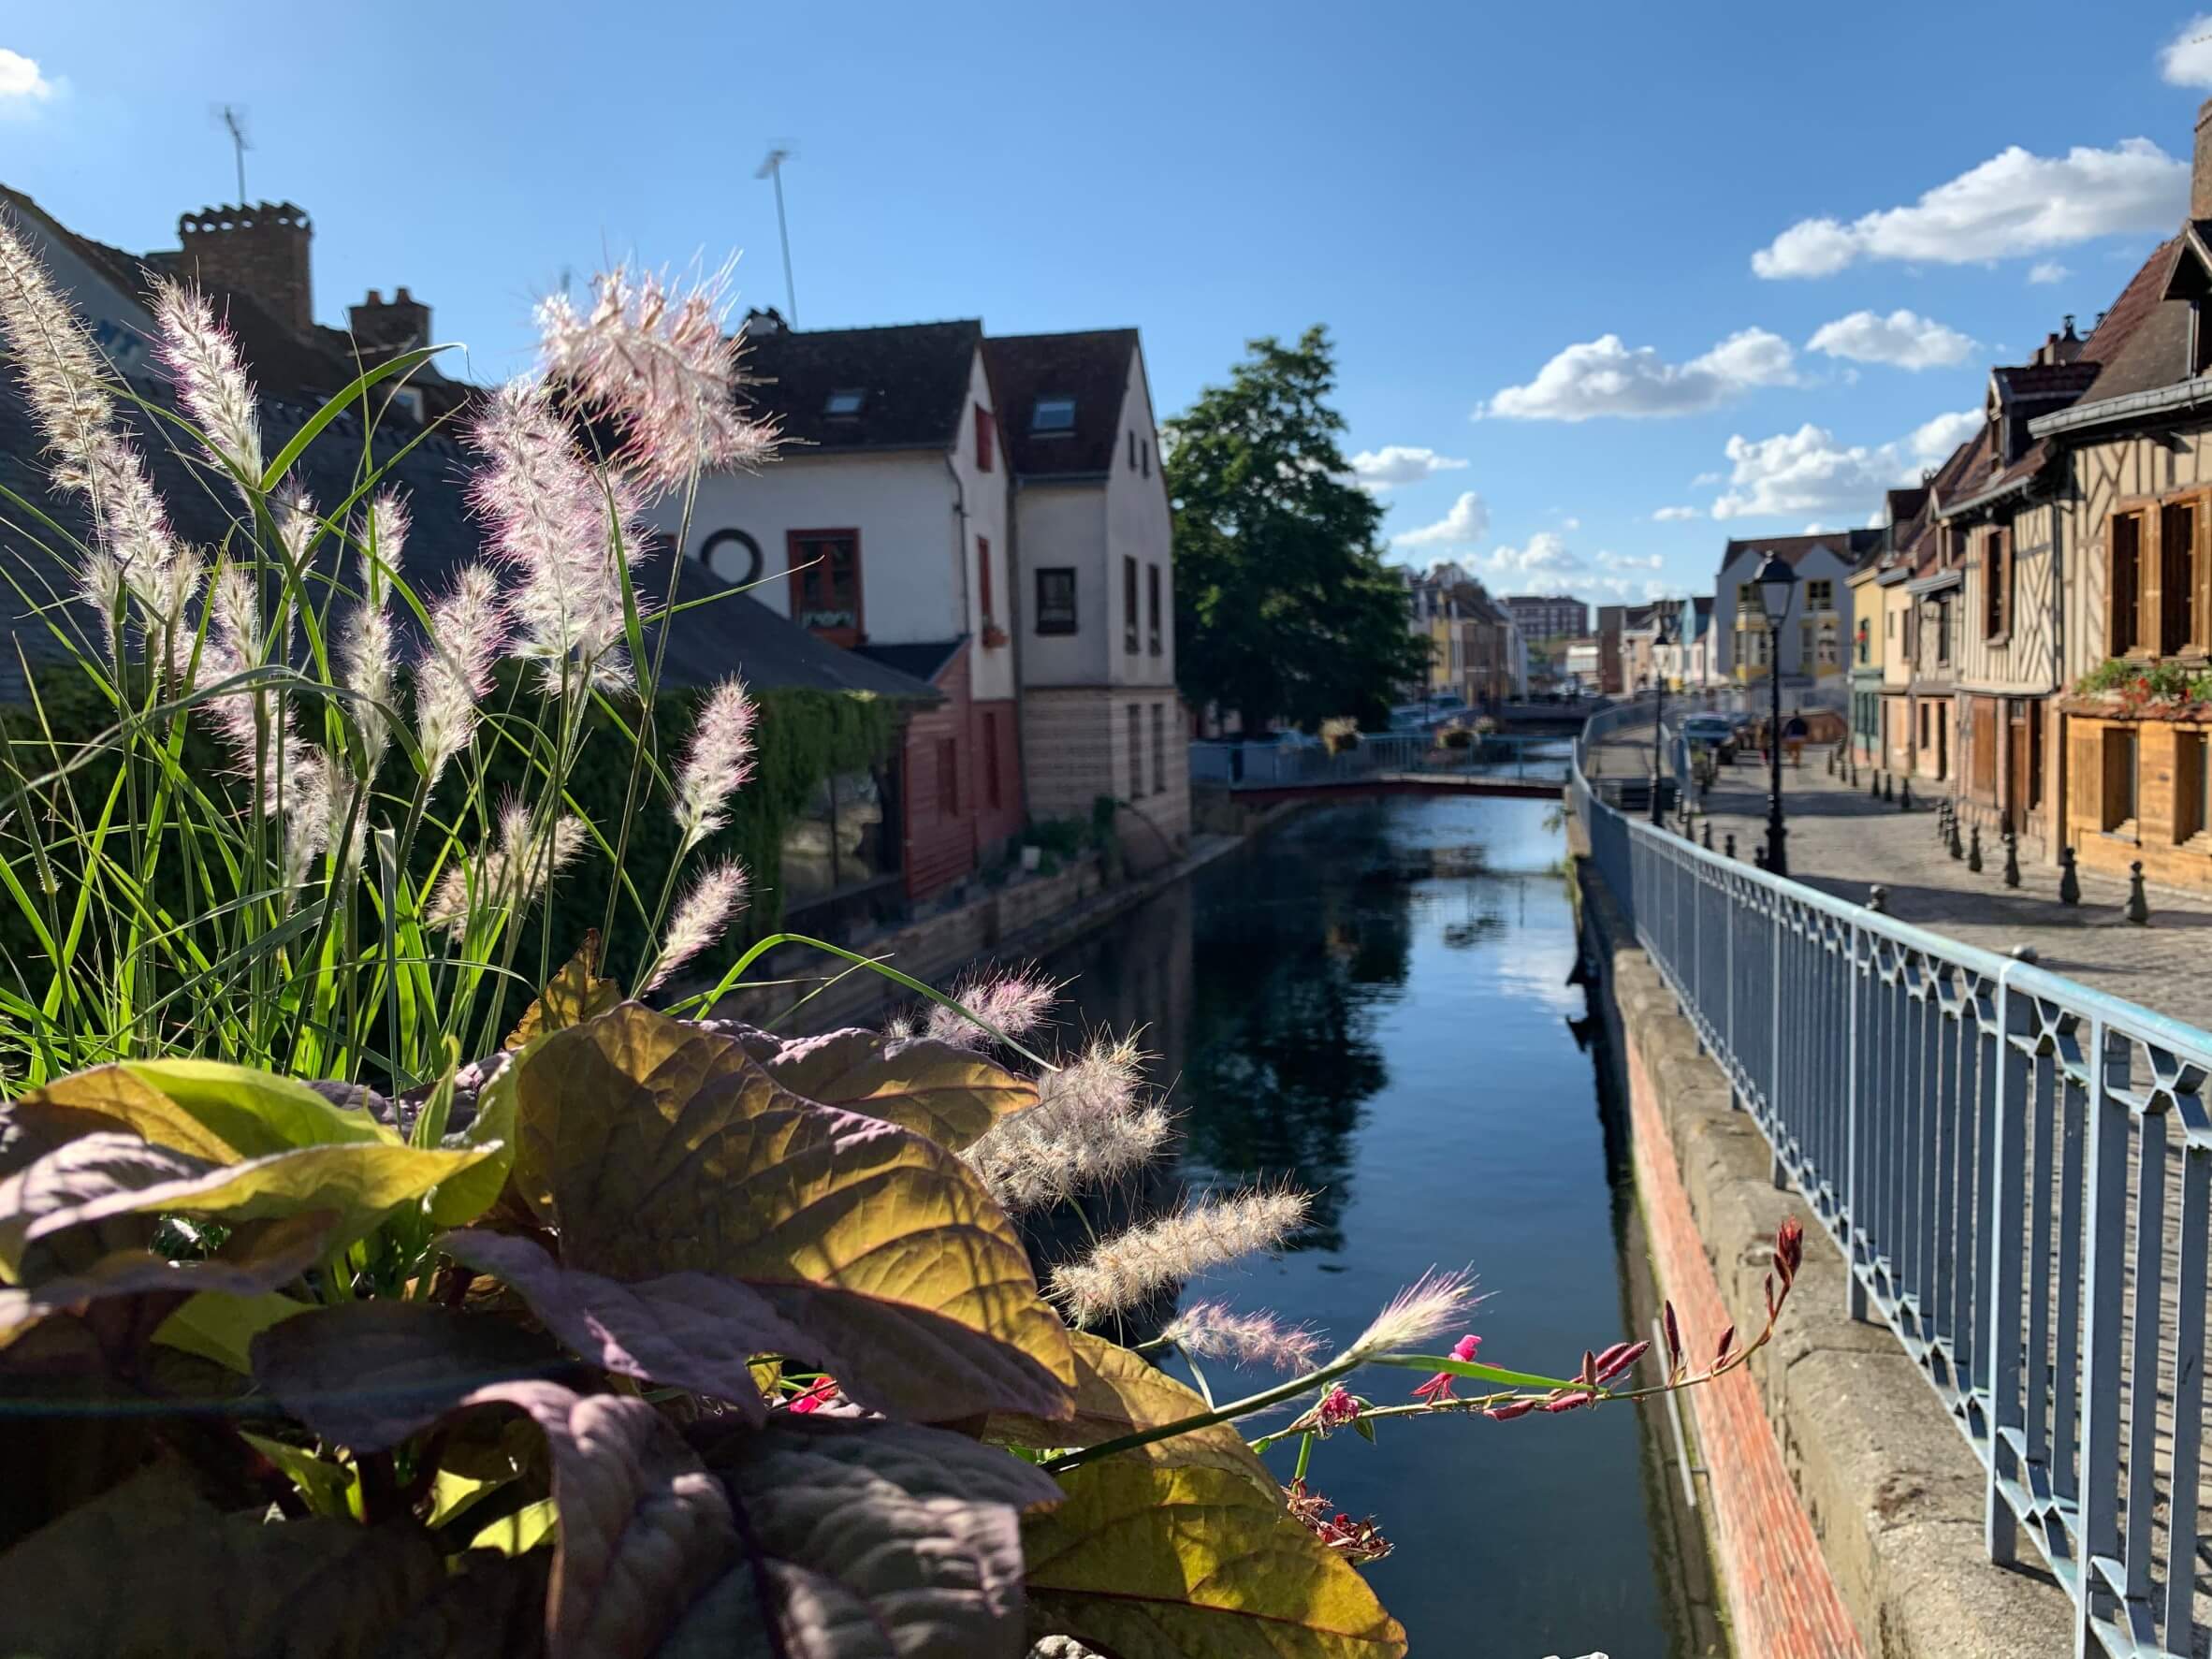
[1038,795,1692,1659]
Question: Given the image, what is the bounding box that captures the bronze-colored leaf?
[752,1027,1038,1152]
[1022,1456,1406,1659]
[0,1131,211,1282]
[0,1461,447,1658]
[510,1004,1075,1422]
[5,1068,242,1163]
[504,930,621,1050]
[250,1300,575,1452]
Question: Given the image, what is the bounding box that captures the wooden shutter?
[2112,515,2142,655]
[2070,728,2102,830]
[2162,502,2195,655]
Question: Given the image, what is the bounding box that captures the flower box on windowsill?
[981,623,1010,649]
[2058,691,2212,724]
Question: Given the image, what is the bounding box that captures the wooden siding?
[2056,428,2212,685]
[898,648,977,901]
[1955,502,2059,694]
[2064,713,2212,890]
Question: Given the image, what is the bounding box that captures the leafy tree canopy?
[1166,327,1426,732]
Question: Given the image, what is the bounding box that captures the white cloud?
[2161,14,2212,85]
[2028,260,2072,285]
[1598,551,1663,570]
[1483,327,1797,421]
[1479,531,1584,575]
[1802,522,1835,534]
[0,49,57,112]
[1806,308,1975,370]
[1710,408,1979,520]
[1347,444,1469,491]
[1560,515,1581,530]
[1691,471,1722,487]
[1752,139,2187,277]
[1391,490,1491,549]
[1652,505,1702,522]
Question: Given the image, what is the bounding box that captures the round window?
[700,528,764,588]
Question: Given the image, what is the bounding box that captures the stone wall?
[1577,862,2074,1658]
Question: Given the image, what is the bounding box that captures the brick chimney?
[176,202,313,336]
[348,286,431,360]
[2194,98,2212,222]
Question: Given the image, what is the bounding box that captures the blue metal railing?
[1190,733,1570,789]
[1570,709,2211,1659]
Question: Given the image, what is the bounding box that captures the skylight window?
[1031,395,1076,433]
[823,387,866,417]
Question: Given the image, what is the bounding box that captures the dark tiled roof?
[0,376,939,705]
[981,330,1140,478]
[854,638,965,686]
[1991,361,2101,403]
[1719,528,1882,572]
[735,318,980,454]
[2065,239,2185,406]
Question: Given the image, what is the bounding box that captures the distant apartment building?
[1405,563,1524,706]
[1564,637,1601,691]
[982,328,1187,853]
[1714,531,1883,684]
[1501,592,1589,641]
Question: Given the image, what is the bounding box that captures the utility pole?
[219,106,250,202]
[755,146,798,327]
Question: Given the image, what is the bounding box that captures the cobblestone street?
[1590,721,2212,1032]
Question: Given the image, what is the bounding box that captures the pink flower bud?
[1595,1340,1650,1384]
[1485,1397,1539,1420]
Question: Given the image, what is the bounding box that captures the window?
[1888,611,1898,638]
[2112,510,2147,655]
[2161,500,2198,655]
[1128,704,1143,799]
[1736,581,1757,616]
[2103,726,2137,833]
[1806,578,1833,611]
[1036,567,1077,634]
[1142,440,1151,478]
[982,711,1002,809]
[1856,619,1870,665]
[974,405,994,472]
[823,388,865,417]
[1128,430,1137,470]
[789,530,861,643]
[1935,596,1954,666]
[1983,527,2011,640]
[2180,733,2209,844]
[1146,564,1162,655]
[1032,396,1075,433]
[937,737,959,821]
[977,535,995,629]
[1124,556,1140,654]
[1152,704,1167,793]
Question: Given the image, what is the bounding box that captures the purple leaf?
[0,1131,213,1278]
[440,1228,815,1419]
[249,1300,575,1452]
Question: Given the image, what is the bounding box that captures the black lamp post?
[1754,552,1797,876]
[1650,605,1679,827]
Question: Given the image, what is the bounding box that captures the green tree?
[1166,327,1427,733]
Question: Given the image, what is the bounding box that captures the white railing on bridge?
[1571,708,2212,1659]
[1190,732,1571,789]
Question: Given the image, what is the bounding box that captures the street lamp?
[1650,605,1679,827]
[1754,552,1797,876]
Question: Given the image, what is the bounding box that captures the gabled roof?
[1718,529,1881,573]
[734,316,981,455]
[2052,239,2186,409]
[981,330,1141,478]
[855,638,966,686]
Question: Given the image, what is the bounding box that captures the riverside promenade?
[1587,722,2212,1032]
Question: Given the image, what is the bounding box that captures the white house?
[982,329,1187,851]
[1713,531,1882,684]
[649,313,1025,895]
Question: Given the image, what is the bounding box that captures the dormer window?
[1031,396,1075,433]
[823,388,866,417]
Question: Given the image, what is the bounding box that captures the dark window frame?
[1032,395,1076,434]
[1146,563,1163,656]
[974,404,995,473]
[1123,556,1140,655]
[977,533,995,629]
[787,528,864,648]
[823,387,866,418]
[1035,567,1078,634]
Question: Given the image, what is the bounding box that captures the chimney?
[348,285,431,361]
[176,202,313,337]
[2195,98,2212,222]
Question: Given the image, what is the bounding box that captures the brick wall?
[1021,687,1190,850]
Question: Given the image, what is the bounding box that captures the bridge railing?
[1192,733,1570,789]
[1570,713,2212,1659]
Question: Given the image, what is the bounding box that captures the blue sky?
[5,1,2209,606]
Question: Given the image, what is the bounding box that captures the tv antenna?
[755,145,798,327]
[217,105,251,203]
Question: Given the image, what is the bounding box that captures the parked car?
[1680,714,1738,762]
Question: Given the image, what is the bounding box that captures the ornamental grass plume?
[339,490,407,772]
[926,967,1059,1050]
[643,859,749,993]
[467,381,644,693]
[536,261,776,493]
[1049,1186,1309,1328]
[962,1031,1170,1212]
[1157,1300,1325,1374]
[1342,1267,1480,1362]
[673,677,756,850]
[151,278,264,490]
[0,213,184,640]
[427,799,589,931]
[414,564,506,793]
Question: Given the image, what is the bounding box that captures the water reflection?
[1041,796,1679,1659]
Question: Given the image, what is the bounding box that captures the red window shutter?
[978,536,994,625]
[974,405,993,473]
